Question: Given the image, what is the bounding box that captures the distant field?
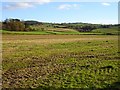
[1,29,100,35]
[1,26,119,35]
[2,34,120,89]
[92,27,119,35]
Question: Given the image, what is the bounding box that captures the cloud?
[102,2,111,6]
[3,3,34,10]
[58,4,78,10]
[3,0,52,10]
[33,0,52,4]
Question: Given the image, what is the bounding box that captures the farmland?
[1,2,119,89]
[1,25,119,35]
[2,34,120,89]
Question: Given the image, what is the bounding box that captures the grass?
[1,25,119,35]
[92,27,119,35]
[1,30,50,35]
[1,27,117,35]
[2,34,120,89]
[0,29,109,35]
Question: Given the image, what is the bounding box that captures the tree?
[3,19,25,31]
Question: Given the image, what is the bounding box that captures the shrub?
[3,19,25,31]
[105,33,113,35]
[41,28,45,31]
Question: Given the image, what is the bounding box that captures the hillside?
[1,26,118,35]
[1,19,119,35]
[92,26,119,35]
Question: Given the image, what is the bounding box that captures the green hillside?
[1,26,118,35]
[92,27,119,35]
[1,18,119,35]
[1,29,81,35]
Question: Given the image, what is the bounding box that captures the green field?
[1,29,81,35]
[92,27,119,35]
[2,34,120,89]
[1,25,119,35]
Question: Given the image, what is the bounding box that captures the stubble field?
[2,35,120,89]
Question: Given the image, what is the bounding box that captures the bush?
[3,20,25,31]
[105,33,113,35]
[41,28,44,31]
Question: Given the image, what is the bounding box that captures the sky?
[1,1,119,24]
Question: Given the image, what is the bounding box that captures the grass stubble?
[2,35,120,89]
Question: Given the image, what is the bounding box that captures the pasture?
[2,34,120,89]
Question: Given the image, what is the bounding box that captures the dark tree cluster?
[60,23,98,32]
[2,19,42,31]
[24,21,42,26]
[74,25,97,32]
[3,19,26,31]
[60,23,115,32]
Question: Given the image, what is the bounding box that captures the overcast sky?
[1,1,118,24]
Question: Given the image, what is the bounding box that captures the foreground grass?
[2,35,120,89]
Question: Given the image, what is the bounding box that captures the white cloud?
[33,0,52,4]
[102,2,110,6]
[3,3,34,10]
[58,4,78,10]
[3,0,52,10]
